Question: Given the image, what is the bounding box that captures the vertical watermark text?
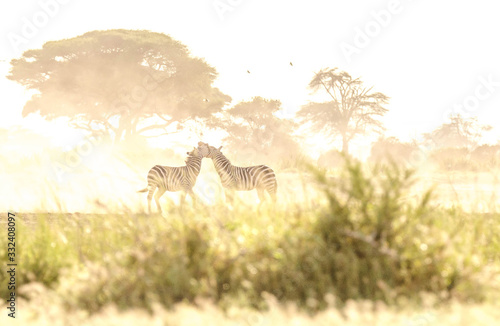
[6,212,17,319]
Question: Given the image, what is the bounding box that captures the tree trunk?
[114,114,135,144]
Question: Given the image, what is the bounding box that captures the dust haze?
[1,30,500,212]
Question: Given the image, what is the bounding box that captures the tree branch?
[136,123,175,134]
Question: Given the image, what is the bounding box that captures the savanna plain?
[1,150,499,326]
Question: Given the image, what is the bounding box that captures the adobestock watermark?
[442,74,500,120]
[339,0,415,64]
[112,69,170,116]
[403,311,436,326]
[407,74,499,168]
[212,0,244,21]
[47,68,170,184]
[245,311,264,325]
[50,132,104,183]
[7,0,72,53]
[197,174,224,205]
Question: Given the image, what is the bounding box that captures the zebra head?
[186,147,202,158]
[197,142,222,159]
[197,142,210,157]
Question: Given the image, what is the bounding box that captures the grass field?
[1,161,499,325]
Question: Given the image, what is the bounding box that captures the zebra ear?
[218,146,223,150]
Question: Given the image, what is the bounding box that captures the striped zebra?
[197,142,277,203]
[138,147,203,214]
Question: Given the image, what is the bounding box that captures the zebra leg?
[224,189,235,206]
[187,189,197,206]
[267,180,278,203]
[154,188,166,213]
[268,190,277,203]
[147,186,156,214]
[256,188,267,213]
[179,191,188,208]
[256,188,266,203]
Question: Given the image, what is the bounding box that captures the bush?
[307,161,479,304]
[0,161,498,314]
[369,137,418,166]
[0,214,75,300]
[430,145,500,171]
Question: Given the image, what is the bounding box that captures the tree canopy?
[424,114,492,150]
[216,97,301,164]
[297,68,389,154]
[8,29,231,143]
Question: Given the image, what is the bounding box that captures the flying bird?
[289,62,293,67]
[247,70,251,74]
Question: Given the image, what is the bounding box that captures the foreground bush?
[2,291,500,326]
[0,162,498,314]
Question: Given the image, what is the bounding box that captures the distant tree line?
[7,29,498,169]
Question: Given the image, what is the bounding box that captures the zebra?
[138,147,203,214]
[197,142,277,204]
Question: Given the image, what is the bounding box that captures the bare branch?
[136,123,174,134]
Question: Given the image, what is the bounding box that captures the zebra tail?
[137,187,149,193]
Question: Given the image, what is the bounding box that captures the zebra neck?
[185,157,202,175]
[212,152,232,173]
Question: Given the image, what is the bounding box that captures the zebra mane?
[212,148,233,168]
[185,152,202,165]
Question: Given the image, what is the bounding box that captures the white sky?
[1,0,499,150]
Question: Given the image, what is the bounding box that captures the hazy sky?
[1,0,499,146]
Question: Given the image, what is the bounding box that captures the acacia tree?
[215,97,301,165]
[424,114,492,150]
[297,68,389,154]
[8,29,230,143]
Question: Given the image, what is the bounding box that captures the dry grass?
[1,161,499,325]
[1,288,499,326]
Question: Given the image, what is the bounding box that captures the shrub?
[369,137,418,166]
[1,161,497,314]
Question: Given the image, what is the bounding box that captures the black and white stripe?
[197,142,277,203]
[138,148,203,213]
